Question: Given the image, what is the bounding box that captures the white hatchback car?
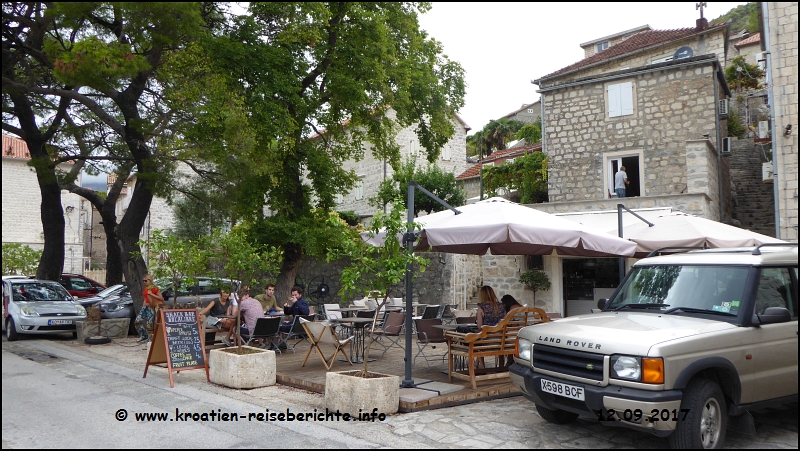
[3,278,87,341]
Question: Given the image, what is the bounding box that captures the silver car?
[3,278,87,341]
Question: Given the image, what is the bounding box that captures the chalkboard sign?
[143,308,209,388]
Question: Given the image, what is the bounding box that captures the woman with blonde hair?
[476,286,506,369]
[134,274,164,343]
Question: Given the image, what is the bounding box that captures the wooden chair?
[301,318,354,370]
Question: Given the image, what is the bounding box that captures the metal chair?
[278,314,315,353]
[439,304,457,324]
[414,318,447,370]
[300,318,354,370]
[241,317,282,352]
[371,311,406,356]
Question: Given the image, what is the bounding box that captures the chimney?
[696,18,708,31]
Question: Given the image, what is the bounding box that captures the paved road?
[2,335,797,449]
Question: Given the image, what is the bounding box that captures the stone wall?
[543,62,722,208]
[729,138,776,236]
[766,1,798,240]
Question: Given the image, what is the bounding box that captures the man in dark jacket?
[280,285,310,333]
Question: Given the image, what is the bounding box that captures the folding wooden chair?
[301,318,354,370]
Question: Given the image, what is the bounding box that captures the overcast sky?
[417,2,747,133]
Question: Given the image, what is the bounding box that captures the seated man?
[255,283,282,314]
[223,288,263,346]
[279,285,310,333]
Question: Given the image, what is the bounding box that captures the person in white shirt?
[614,166,630,198]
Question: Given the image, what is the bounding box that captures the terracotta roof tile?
[734,32,760,48]
[456,143,542,180]
[538,24,727,82]
[2,134,30,159]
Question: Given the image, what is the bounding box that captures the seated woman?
[199,289,237,344]
[501,294,522,314]
[476,286,507,370]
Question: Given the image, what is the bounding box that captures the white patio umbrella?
[615,212,785,256]
[366,198,637,257]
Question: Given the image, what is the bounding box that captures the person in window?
[476,286,506,369]
[134,274,164,343]
[615,166,630,198]
[280,285,310,333]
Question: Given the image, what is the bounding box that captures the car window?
[71,278,93,291]
[755,267,794,316]
[12,282,72,301]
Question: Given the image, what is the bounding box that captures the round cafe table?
[328,317,377,363]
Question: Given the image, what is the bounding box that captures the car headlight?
[76,305,86,316]
[611,355,641,381]
[20,307,39,316]
[516,338,532,361]
[103,302,124,312]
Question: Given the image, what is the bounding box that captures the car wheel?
[668,378,727,449]
[6,317,19,341]
[85,335,112,345]
[535,403,579,424]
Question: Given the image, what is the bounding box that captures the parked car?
[78,284,136,335]
[157,277,240,306]
[2,278,87,341]
[59,273,106,299]
[510,244,798,449]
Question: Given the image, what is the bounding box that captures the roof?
[734,32,760,48]
[2,134,30,159]
[537,23,728,83]
[501,101,540,120]
[456,143,542,180]
[579,24,652,47]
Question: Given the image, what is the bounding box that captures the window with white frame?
[354,177,364,200]
[607,81,634,118]
[596,41,609,52]
[483,162,494,168]
[604,150,644,198]
[527,109,534,114]
[409,139,418,158]
[505,158,515,164]
[441,143,451,161]
[334,193,344,204]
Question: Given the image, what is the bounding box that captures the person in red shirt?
[134,274,164,343]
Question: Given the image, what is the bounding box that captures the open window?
[604,150,643,198]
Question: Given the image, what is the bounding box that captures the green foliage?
[140,231,211,304]
[2,244,42,276]
[328,201,428,374]
[483,152,548,204]
[519,269,551,303]
[725,56,765,92]
[373,157,466,216]
[336,211,361,227]
[470,119,524,156]
[727,109,747,139]
[172,191,231,240]
[211,225,283,294]
[711,2,759,33]
[514,121,542,145]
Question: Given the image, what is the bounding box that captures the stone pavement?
[3,335,797,449]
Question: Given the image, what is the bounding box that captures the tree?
[3,3,209,307]
[2,243,42,276]
[514,117,542,145]
[725,55,765,92]
[519,269,551,304]
[186,3,465,301]
[483,151,548,204]
[372,157,466,216]
[139,231,211,306]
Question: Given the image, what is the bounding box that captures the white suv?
[511,244,798,449]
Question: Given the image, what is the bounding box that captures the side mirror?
[756,307,792,325]
[597,298,608,310]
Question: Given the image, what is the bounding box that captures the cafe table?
[337,306,368,318]
[328,317,377,364]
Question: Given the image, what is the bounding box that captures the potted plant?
[519,268,551,306]
[207,225,282,389]
[324,202,428,414]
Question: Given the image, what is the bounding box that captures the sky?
[417,2,747,134]
[83,2,747,190]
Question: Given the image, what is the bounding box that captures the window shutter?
[620,82,634,116]
[608,84,621,117]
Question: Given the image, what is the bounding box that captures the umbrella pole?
[402,183,416,388]
[618,204,625,285]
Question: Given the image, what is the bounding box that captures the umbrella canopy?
[616,212,785,256]
[367,198,637,257]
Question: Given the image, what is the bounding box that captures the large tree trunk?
[275,242,303,308]
[118,176,154,312]
[101,210,124,287]
[33,160,65,281]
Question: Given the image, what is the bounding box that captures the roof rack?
[646,246,706,258]
[752,242,797,255]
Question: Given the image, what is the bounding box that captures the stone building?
[1,134,84,273]
[762,2,798,241]
[501,101,542,124]
[456,143,543,200]
[334,108,471,221]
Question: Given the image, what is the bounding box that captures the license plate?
[541,379,585,401]
[48,319,73,325]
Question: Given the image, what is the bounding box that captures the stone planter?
[325,371,399,415]
[75,318,130,342]
[209,347,276,389]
